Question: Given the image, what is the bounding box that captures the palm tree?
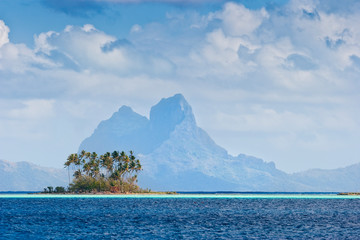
[65,153,79,187]
[74,169,82,179]
[83,162,91,176]
[79,150,86,160]
[102,152,114,177]
[89,152,102,191]
[112,151,119,164]
[72,152,84,177]
[64,158,72,187]
[47,186,54,193]
[126,151,142,191]
[65,150,142,193]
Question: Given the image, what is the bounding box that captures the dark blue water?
[1,198,360,239]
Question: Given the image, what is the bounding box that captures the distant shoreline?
[2,193,360,199]
[0,191,360,196]
[337,192,360,195]
[33,191,177,195]
[34,191,358,195]
[0,191,351,195]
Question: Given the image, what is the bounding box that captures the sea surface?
[1,193,360,239]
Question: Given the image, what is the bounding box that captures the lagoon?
[1,193,360,199]
[1,193,360,238]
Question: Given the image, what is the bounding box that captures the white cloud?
[130,24,142,33]
[34,24,175,75]
[214,107,313,132]
[1,1,360,171]
[0,20,56,73]
[34,31,58,55]
[0,42,56,73]
[0,20,9,48]
[288,0,319,13]
[215,2,268,36]
[82,24,96,32]
[0,99,55,141]
[201,29,243,64]
[8,99,55,120]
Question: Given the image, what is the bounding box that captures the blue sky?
[0,0,360,173]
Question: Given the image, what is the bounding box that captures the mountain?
[291,163,360,192]
[0,159,68,191]
[2,94,359,192]
[79,94,313,191]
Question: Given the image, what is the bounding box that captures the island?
[337,192,360,195]
[42,150,175,195]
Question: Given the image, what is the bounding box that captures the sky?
[0,0,359,173]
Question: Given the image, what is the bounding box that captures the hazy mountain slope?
[138,107,303,191]
[3,94,359,192]
[291,163,360,192]
[79,94,309,191]
[0,159,67,191]
[79,106,152,154]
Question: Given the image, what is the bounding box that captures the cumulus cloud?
[0,20,10,48]
[185,0,360,93]
[34,24,175,75]
[0,30,56,73]
[7,99,55,120]
[1,1,360,171]
[214,2,268,36]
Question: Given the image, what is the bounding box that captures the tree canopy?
[64,150,142,193]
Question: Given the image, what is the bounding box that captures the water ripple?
[1,198,360,239]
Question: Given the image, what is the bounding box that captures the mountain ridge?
[0,159,67,191]
[80,93,351,191]
[2,93,359,192]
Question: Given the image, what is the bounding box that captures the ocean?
[1,194,360,239]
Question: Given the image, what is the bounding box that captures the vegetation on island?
[338,192,360,195]
[43,186,66,193]
[62,150,144,193]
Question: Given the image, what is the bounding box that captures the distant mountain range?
[291,164,360,192]
[78,94,360,192]
[1,94,359,192]
[0,159,67,191]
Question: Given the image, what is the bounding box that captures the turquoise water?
[1,194,360,238]
[1,193,359,199]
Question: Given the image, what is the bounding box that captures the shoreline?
[33,191,178,195]
[337,192,360,195]
[2,193,360,199]
[2,191,360,197]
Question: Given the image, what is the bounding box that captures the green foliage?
[54,186,66,193]
[64,150,142,193]
[42,186,66,194]
[47,186,53,193]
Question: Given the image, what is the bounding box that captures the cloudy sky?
[0,0,359,173]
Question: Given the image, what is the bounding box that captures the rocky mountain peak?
[117,105,133,113]
[110,105,142,121]
[78,94,314,191]
[149,94,195,137]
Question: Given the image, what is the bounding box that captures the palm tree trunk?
[67,167,70,190]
